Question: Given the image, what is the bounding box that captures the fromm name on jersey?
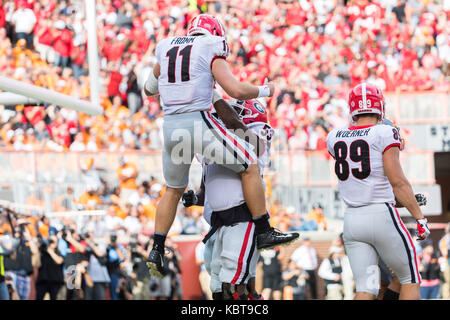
[170,37,196,45]
[335,128,371,138]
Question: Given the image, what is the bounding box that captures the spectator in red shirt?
[34,19,54,63]
[107,66,123,101]
[71,39,87,81]
[52,25,72,69]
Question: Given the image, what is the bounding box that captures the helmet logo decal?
[253,101,265,114]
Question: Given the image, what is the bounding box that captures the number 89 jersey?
[155,34,229,115]
[326,124,402,207]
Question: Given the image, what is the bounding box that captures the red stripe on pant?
[231,222,253,284]
[392,204,421,283]
[205,111,254,163]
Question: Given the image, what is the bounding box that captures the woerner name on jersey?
[334,128,371,138]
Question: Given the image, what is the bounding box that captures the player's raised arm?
[211,58,274,100]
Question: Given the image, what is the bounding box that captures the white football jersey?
[202,122,274,212]
[326,124,402,207]
[155,35,229,115]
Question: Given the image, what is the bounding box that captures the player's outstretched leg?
[146,187,185,278]
[241,164,299,250]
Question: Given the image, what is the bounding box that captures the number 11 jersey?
[155,34,229,115]
[326,124,402,207]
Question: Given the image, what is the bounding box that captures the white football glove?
[416,218,430,242]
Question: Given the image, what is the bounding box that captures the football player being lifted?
[144,14,298,278]
[326,83,430,300]
[183,97,284,300]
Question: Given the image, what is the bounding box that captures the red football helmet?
[187,14,225,37]
[348,82,385,120]
[230,99,268,125]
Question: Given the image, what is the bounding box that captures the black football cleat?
[256,228,299,250]
[146,248,166,279]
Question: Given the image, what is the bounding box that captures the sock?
[253,213,271,235]
[383,288,400,300]
[153,232,167,254]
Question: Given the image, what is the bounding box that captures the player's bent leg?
[240,165,299,249]
[201,111,299,249]
[240,163,267,218]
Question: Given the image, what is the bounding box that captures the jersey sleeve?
[155,38,171,65]
[376,125,402,154]
[207,36,229,69]
[326,131,336,159]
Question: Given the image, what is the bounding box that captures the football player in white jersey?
[326,83,430,300]
[183,98,286,300]
[144,14,297,278]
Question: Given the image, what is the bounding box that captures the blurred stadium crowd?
[0,0,449,300]
[1,203,449,300]
[0,205,184,300]
[0,0,448,153]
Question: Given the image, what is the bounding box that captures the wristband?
[257,85,270,98]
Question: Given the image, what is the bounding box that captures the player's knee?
[165,186,186,198]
